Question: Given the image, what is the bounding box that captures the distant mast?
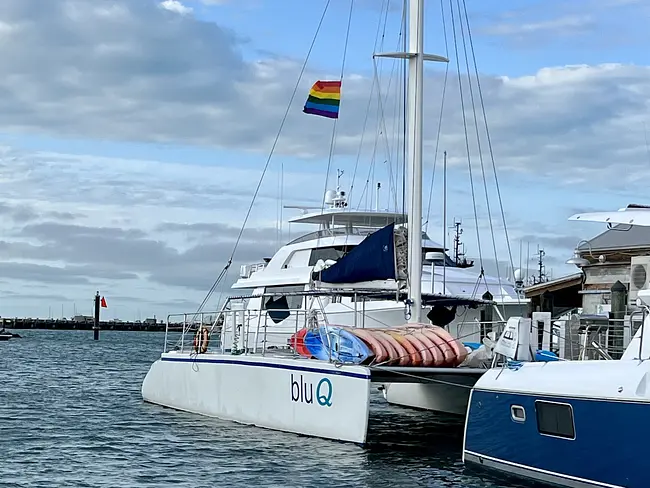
[375,0,448,323]
[530,246,548,285]
[451,219,474,269]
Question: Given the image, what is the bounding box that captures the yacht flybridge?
[233,188,528,337]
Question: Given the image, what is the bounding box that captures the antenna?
[375,182,381,211]
[450,218,474,268]
[531,246,548,284]
[336,169,344,191]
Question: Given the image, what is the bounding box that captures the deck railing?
[161,292,510,363]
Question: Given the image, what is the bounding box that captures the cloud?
[0,0,645,316]
[0,0,645,190]
[160,0,193,16]
[0,143,321,317]
[476,0,649,47]
[482,15,594,37]
[0,0,642,185]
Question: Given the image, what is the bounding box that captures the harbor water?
[1,330,536,488]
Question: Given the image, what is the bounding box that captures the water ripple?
[0,330,534,488]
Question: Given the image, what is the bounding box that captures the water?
[0,330,537,488]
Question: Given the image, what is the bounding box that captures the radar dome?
[324,190,336,205]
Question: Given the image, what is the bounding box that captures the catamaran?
[142,0,532,442]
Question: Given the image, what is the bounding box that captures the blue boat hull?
[464,389,646,487]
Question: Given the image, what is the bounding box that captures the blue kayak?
[303,326,373,364]
[535,349,559,362]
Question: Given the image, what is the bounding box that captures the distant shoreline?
[3,317,185,333]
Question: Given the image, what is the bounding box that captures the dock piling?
[609,280,627,359]
[480,291,493,341]
[93,291,100,341]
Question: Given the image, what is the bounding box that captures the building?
[573,223,650,315]
[523,272,583,317]
[522,222,650,316]
[521,220,650,359]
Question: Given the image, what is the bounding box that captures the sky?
[0,0,649,320]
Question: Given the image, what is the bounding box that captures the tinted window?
[309,247,350,266]
[262,285,304,311]
[535,400,575,439]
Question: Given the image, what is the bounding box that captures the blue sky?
[0,0,648,318]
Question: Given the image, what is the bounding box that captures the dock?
[2,317,185,332]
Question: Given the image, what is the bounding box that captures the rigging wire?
[461,0,520,303]
[192,0,334,317]
[385,1,408,212]
[400,0,407,218]
[355,0,408,210]
[424,0,450,233]
[320,0,356,212]
[348,0,391,208]
[455,0,505,311]
[356,12,406,210]
[448,0,484,276]
[374,57,401,211]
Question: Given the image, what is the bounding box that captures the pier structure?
[2,316,183,332]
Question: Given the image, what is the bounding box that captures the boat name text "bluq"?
[290,374,333,407]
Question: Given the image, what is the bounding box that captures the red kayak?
[288,328,312,358]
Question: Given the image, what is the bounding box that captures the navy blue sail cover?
[319,223,396,283]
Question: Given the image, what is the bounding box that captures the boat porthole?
[511,405,526,423]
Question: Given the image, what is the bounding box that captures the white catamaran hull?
[141,351,372,444]
[381,379,476,416]
[374,302,527,415]
[239,301,526,415]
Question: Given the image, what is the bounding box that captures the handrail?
[160,292,505,358]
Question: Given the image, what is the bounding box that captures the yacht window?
[262,285,305,311]
[308,246,353,266]
[511,405,526,422]
[535,400,575,439]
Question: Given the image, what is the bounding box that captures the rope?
[374,367,475,389]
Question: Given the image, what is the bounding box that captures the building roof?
[578,223,650,252]
[523,272,583,297]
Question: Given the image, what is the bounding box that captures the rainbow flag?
[303,80,341,119]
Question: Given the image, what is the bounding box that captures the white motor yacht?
[231,188,530,414]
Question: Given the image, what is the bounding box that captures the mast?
[375,0,448,323]
[406,0,425,322]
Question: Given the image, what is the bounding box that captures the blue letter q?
[316,378,333,407]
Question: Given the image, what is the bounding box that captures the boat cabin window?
[262,285,305,311]
[308,246,354,266]
[535,400,575,439]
